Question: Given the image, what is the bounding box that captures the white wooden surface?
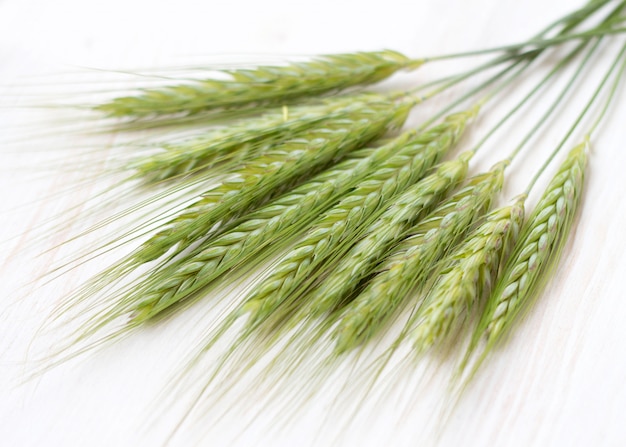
[1,0,626,446]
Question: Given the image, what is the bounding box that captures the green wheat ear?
[461,142,588,379]
[129,94,382,183]
[127,94,410,266]
[47,94,410,343]
[411,195,526,352]
[333,161,506,353]
[240,107,478,331]
[129,111,470,323]
[304,151,474,320]
[94,50,422,117]
[126,147,378,323]
[131,150,471,325]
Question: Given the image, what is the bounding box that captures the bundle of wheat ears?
[11,0,626,439]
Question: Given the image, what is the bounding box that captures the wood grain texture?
[1,0,626,446]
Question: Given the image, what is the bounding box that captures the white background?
[1,0,626,446]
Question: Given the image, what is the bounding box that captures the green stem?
[420,40,593,151]
[406,4,621,94]
[421,58,524,101]
[407,2,626,127]
[474,0,625,160]
[390,54,527,108]
[546,0,614,35]
[409,52,527,94]
[588,44,626,135]
[411,56,530,123]
[411,57,535,127]
[525,41,626,194]
[423,24,626,62]
[504,38,602,163]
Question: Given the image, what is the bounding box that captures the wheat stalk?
[462,142,587,373]
[94,50,422,117]
[126,147,379,321]
[124,95,410,267]
[128,136,425,322]
[132,150,473,322]
[303,151,474,319]
[239,108,478,329]
[47,94,408,332]
[332,161,506,352]
[410,195,525,352]
[129,94,379,183]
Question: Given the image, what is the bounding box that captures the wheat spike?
[241,108,478,329]
[128,146,378,321]
[95,50,422,117]
[130,94,378,183]
[126,95,410,267]
[333,162,506,352]
[304,152,473,319]
[411,196,525,352]
[463,142,587,372]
